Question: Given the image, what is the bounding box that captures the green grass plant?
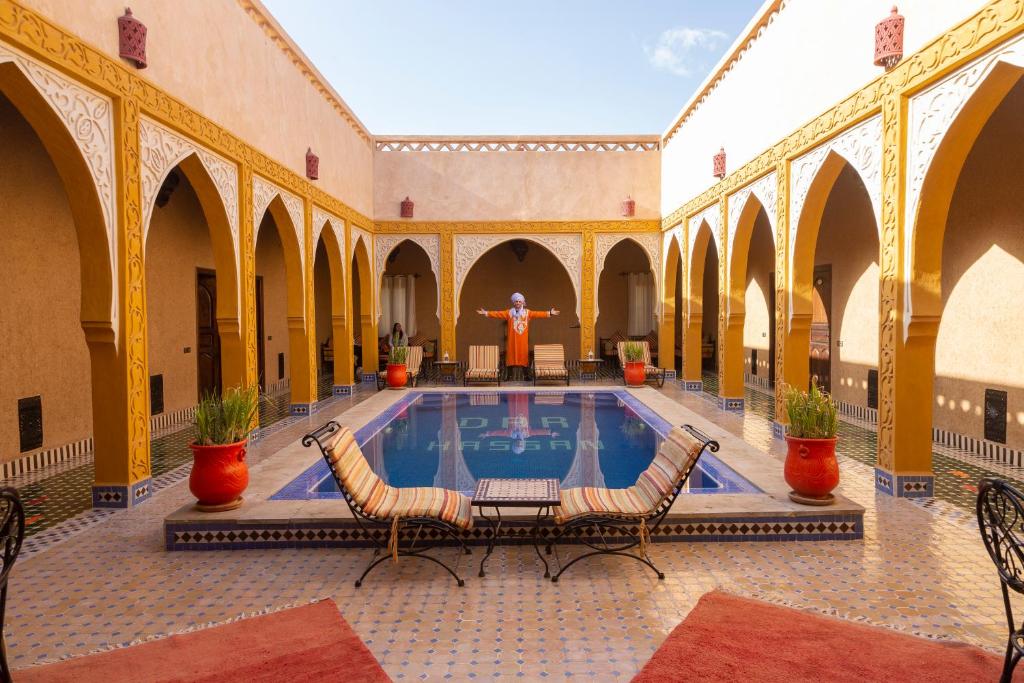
[783,382,838,439]
[194,385,259,446]
[388,345,409,365]
[623,341,644,362]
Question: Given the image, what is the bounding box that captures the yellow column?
[359,231,379,377]
[876,93,934,496]
[717,199,744,410]
[681,219,703,390]
[336,221,356,390]
[440,229,456,358]
[91,94,152,508]
[773,160,792,438]
[287,200,318,412]
[658,234,676,374]
[238,165,260,394]
[580,230,595,357]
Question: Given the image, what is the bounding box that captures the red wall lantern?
[305,148,319,180]
[713,147,726,179]
[400,196,414,218]
[118,8,147,69]
[621,196,636,217]
[874,6,905,70]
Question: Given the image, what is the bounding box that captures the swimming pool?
[272,390,760,500]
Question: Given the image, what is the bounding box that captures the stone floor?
[5,377,1022,680]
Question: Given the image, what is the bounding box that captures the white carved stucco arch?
[350,227,375,318]
[788,114,882,321]
[252,175,305,270]
[687,203,722,272]
[0,44,119,346]
[904,32,1024,332]
[593,233,661,321]
[454,234,582,321]
[311,207,345,270]
[726,172,777,315]
[661,226,685,318]
[139,117,240,313]
[374,234,442,319]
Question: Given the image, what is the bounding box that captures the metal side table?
[472,478,560,578]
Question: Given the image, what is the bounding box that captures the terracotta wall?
[742,208,774,377]
[374,151,660,221]
[0,94,92,461]
[26,0,374,215]
[937,80,1024,449]
[254,215,290,389]
[145,172,215,414]
[381,241,440,344]
[456,244,580,362]
[596,240,654,345]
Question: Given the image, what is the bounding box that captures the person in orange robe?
[477,292,560,370]
[480,393,558,454]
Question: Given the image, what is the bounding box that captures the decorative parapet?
[375,136,660,153]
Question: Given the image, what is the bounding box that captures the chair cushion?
[534,366,568,377]
[325,428,473,529]
[468,345,500,371]
[534,344,565,367]
[406,346,424,374]
[465,368,499,379]
[554,486,652,524]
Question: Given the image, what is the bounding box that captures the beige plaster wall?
[456,244,579,362]
[26,0,374,215]
[145,172,215,414]
[937,80,1024,449]
[381,241,439,343]
[255,215,290,388]
[374,150,660,221]
[596,240,653,343]
[742,208,773,377]
[0,94,92,461]
[813,164,879,408]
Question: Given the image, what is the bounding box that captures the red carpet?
[18,599,390,683]
[633,590,1016,682]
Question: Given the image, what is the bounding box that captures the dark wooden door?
[196,269,220,399]
[809,264,832,393]
[256,275,266,392]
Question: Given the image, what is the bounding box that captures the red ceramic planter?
[386,363,408,389]
[624,361,646,386]
[784,435,839,502]
[189,439,248,511]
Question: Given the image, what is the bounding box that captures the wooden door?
[196,269,220,399]
[809,264,832,393]
[256,275,266,392]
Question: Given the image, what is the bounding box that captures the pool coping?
[164,385,865,549]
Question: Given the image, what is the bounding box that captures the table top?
[433,359,461,365]
[472,478,560,507]
[577,357,604,363]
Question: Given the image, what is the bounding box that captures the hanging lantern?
[874,7,904,70]
[117,8,147,69]
[620,196,636,217]
[713,147,726,179]
[305,148,319,180]
[400,196,414,218]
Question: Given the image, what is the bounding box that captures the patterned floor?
[4,378,1020,680]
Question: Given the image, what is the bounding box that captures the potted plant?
[189,385,258,512]
[620,414,647,445]
[623,341,646,386]
[386,345,409,389]
[782,382,839,505]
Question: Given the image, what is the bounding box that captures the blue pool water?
[272,391,760,500]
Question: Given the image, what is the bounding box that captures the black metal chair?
[977,478,1024,683]
[550,425,718,582]
[303,421,472,587]
[0,488,25,683]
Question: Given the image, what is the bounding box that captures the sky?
[261,0,765,135]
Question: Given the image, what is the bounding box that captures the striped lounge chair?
[464,345,501,386]
[616,341,666,388]
[303,421,474,587]
[549,424,718,581]
[531,344,570,386]
[375,346,424,390]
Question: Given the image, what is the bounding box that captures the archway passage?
[379,240,440,365]
[925,75,1024,457]
[145,158,241,422]
[457,240,579,368]
[597,239,655,371]
[722,199,775,404]
[312,233,338,400]
[351,236,377,378]
[682,222,715,387]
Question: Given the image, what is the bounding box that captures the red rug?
[18,599,390,683]
[633,590,1016,682]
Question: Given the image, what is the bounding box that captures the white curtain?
[627,272,655,336]
[380,275,417,338]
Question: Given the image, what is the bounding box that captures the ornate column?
[440,229,456,358]
[773,160,794,438]
[238,165,260,396]
[288,200,317,413]
[875,92,934,496]
[91,95,152,508]
[681,215,703,390]
[337,221,356,390]
[580,230,595,357]
[716,199,743,410]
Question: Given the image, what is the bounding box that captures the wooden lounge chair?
[464,345,501,386]
[616,340,666,387]
[376,346,424,390]
[531,344,570,386]
[549,424,718,581]
[303,422,473,587]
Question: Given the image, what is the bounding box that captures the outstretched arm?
[529,308,560,319]
[479,309,509,319]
